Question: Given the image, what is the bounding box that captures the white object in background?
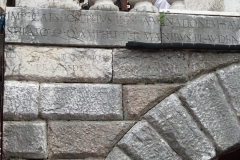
[154,0,170,9]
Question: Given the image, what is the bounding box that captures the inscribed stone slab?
[40,83,122,120]
[179,74,240,151]
[5,45,112,83]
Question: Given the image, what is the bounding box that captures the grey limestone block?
[4,81,39,120]
[117,120,182,160]
[185,0,224,11]
[123,84,182,120]
[3,121,47,159]
[48,121,135,159]
[113,49,188,83]
[5,45,112,83]
[144,94,216,160]
[216,64,240,118]
[105,147,131,160]
[40,83,122,120]
[179,73,240,152]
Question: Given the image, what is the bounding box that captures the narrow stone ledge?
[105,147,131,160]
[40,83,123,120]
[113,49,188,84]
[4,81,39,121]
[144,94,216,160]
[5,45,112,83]
[179,73,240,152]
[216,64,240,118]
[48,121,135,159]
[3,121,47,159]
[117,120,182,160]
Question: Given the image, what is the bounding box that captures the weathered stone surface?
[0,0,6,11]
[113,49,188,83]
[5,45,112,83]
[118,120,182,160]
[170,1,185,9]
[217,64,240,118]
[105,147,131,160]
[40,83,122,120]
[5,8,160,46]
[179,73,240,151]
[4,121,47,159]
[48,121,134,159]
[123,84,181,120]
[189,52,240,78]
[16,0,80,9]
[144,94,216,160]
[4,81,39,120]
[224,0,240,12]
[185,0,224,11]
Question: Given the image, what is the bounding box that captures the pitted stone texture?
[40,83,122,120]
[144,94,216,160]
[217,64,240,118]
[224,0,240,12]
[5,45,112,83]
[179,73,240,151]
[185,0,224,11]
[189,52,240,78]
[4,81,39,120]
[118,120,182,160]
[16,0,80,9]
[105,147,131,160]
[4,121,47,159]
[48,121,134,159]
[123,84,181,120]
[113,49,188,83]
[170,1,185,9]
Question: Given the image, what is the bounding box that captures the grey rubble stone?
[113,49,188,83]
[40,83,122,120]
[118,120,182,160]
[3,121,47,159]
[179,73,240,151]
[216,64,240,118]
[4,81,39,120]
[123,84,181,120]
[185,0,224,11]
[144,94,216,160]
[105,147,131,160]
[48,121,134,159]
[189,52,240,79]
[5,45,112,83]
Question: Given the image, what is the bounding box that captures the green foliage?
[159,12,166,25]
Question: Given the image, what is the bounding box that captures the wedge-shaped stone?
[118,120,182,160]
[105,147,131,160]
[123,84,181,120]
[48,121,134,159]
[113,49,188,83]
[4,81,39,120]
[179,74,240,151]
[40,83,122,120]
[217,64,240,118]
[4,121,47,159]
[144,94,216,160]
[5,45,112,83]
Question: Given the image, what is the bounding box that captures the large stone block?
[144,94,216,160]
[5,45,112,83]
[185,0,224,11]
[216,64,240,118]
[123,84,181,120]
[48,121,134,159]
[113,49,188,83]
[3,121,47,159]
[179,74,240,151]
[117,120,182,160]
[40,83,123,120]
[105,147,131,160]
[4,81,39,120]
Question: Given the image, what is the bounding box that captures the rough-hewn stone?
[118,120,182,160]
[217,64,240,118]
[123,84,181,120]
[4,81,39,120]
[113,49,188,83]
[40,83,122,120]
[48,121,134,159]
[179,74,240,151]
[4,121,47,159]
[5,45,112,83]
[170,1,185,9]
[185,0,224,11]
[144,94,216,160]
[105,147,131,160]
